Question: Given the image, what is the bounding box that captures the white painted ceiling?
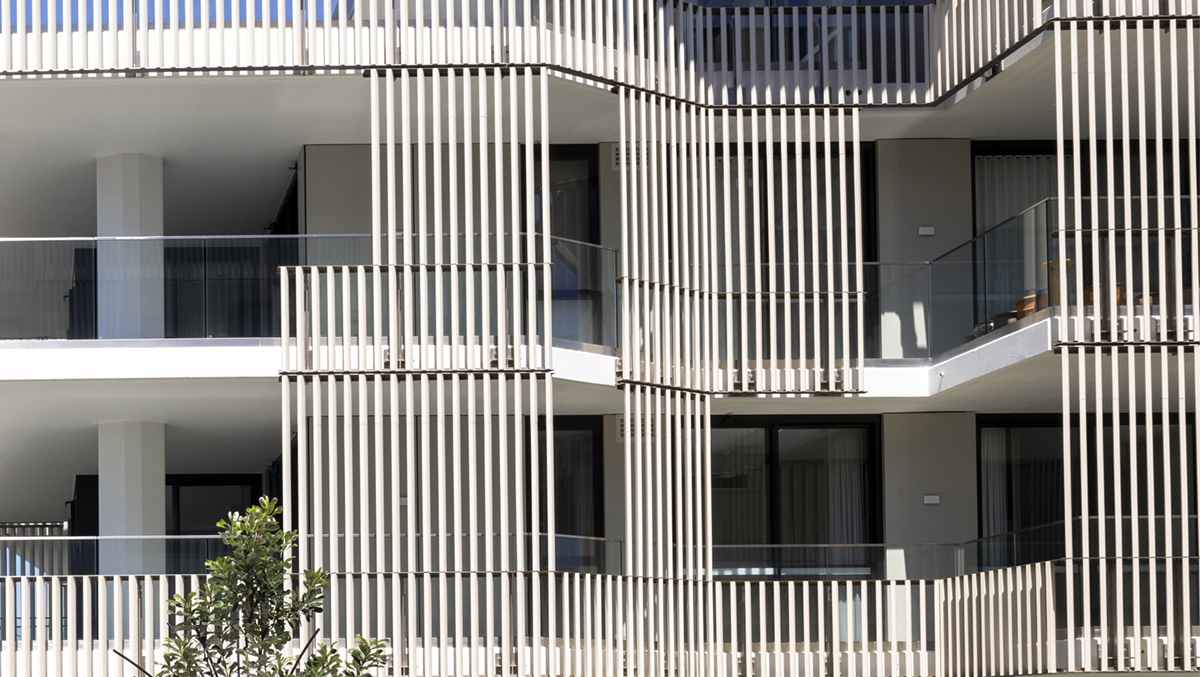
[0,72,621,239]
[0,377,280,521]
[5,331,1183,522]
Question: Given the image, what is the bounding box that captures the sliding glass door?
[712,419,879,579]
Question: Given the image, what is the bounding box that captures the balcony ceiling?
[0,71,618,239]
[862,32,1058,141]
[0,74,366,237]
[1,332,1190,521]
[0,376,280,522]
[865,22,1195,142]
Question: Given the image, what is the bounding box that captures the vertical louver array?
[708,107,863,394]
[616,85,717,677]
[926,0,1045,100]
[700,5,930,107]
[618,387,713,677]
[283,68,557,672]
[1054,0,1200,18]
[1054,17,1200,671]
[617,90,712,393]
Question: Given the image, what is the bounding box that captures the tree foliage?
[156,496,389,677]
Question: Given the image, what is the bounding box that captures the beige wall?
[303,143,520,237]
[882,412,977,545]
[302,145,373,235]
[304,143,620,246]
[876,139,975,355]
[875,139,974,262]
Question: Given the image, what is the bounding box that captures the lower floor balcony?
[1,557,1199,676]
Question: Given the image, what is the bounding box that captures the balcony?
[1,201,1189,372]
[0,234,618,350]
[2,556,1198,675]
[866,197,1197,360]
[712,522,1066,582]
[0,532,622,577]
[0,236,361,341]
[2,525,1197,675]
[0,0,945,108]
[0,535,228,576]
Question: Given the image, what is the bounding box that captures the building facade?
[0,0,1198,675]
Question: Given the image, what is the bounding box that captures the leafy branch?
[150,496,389,677]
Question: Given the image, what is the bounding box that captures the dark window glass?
[546,159,595,243]
[712,422,877,546]
[978,421,1066,569]
[979,425,1063,538]
[537,416,604,540]
[711,428,770,545]
[176,485,255,536]
[778,427,873,545]
[555,429,600,538]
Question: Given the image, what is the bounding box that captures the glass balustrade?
[925,199,1056,355]
[0,200,1185,358]
[862,262,931,359]
[0,535,228,576]
[865,197,1196,359]
[0,235,369,341]
[711,525,1068,582]
[302,532,624,576]
[0,234,619,349]
[711,543,958,581]
[0,533,624,577]
[545,236,619,349]
[0,523,1110,581]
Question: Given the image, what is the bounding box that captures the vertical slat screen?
[1054,15,1200,673]
[618,387,712,677]
[7,4,1200,677]
[0,0,1132,107]
[618,88,711,392]
[704,106,863,394]
[939,562,1056,677]
[0,0,1181,93]
[282,67,556,675]
[0,0,1182,111]
[711,579,937,677]
[616,79,716,677]
[0,575,220,677]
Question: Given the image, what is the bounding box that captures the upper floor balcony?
[1,0,1189,109]
[867,196,1197,361]
[10,0,1189,107]
[0,232,618,347]
[2,196,1191,380]
[0,0,946,101]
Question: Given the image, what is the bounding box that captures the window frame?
[710,414,882,545]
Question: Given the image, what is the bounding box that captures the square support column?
[96,153,165,339]
[98,421,166,574]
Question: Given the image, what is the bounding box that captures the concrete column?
[875,139,974,358]
[96,153,165,339]
[882,412,977,578]
[98,421,166,574]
